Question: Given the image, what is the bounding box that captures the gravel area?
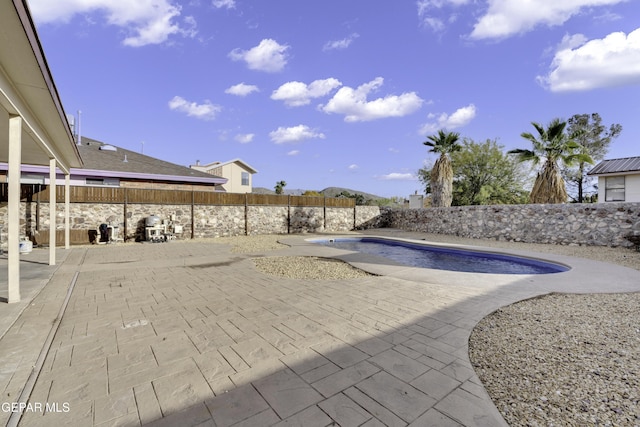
[209,234,374,279]
[252,256,374,279]
[208,231,640,426]
[209,234,290,253]
[469,293,640,427]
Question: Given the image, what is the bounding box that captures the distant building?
[0,137,227,192]
[190,159,258,193]
[588,156,640,202]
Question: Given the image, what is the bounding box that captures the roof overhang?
[0,0,82,173]
[2,163,228,185]
[200,158,258,174]
[588,170,640,178]
[587,157,640,177]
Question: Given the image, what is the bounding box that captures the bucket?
[19,239,32,254]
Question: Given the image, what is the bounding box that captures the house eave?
[587,170,640,177]
[1,163,229,185]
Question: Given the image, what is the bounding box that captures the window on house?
[241,172,250,186]
[86,178,104,186]
[86,177,119,187]
[605,176,625,202]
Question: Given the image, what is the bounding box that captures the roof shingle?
[78,137,223,181]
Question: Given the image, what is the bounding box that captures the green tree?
[419,139,528,205]
[451,139,528,205]
[564,113,622,202]
[337,190,366,205]
[508,118,592,204]
[423,130,461,207]
[274,180,287,194]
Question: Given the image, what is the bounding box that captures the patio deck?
[1,230,638,426]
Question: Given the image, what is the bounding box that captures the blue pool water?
[312,237,569,275]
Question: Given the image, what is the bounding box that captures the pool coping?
[277,233,640,294]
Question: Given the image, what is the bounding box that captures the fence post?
[323,195,327,231]
[353,202,356,230]
[191,190,195,239]
[287,195,291,234]
[123,188,128,241]
[242,193,246,236]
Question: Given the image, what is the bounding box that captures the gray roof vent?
[99,145,117,151]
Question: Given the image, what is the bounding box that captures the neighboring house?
[588,156,640,202]
[1,137,228,191]
[190,159,258,193]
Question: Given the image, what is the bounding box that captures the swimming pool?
[311,237,570,275]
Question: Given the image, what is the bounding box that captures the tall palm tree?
[423,130,461,207]
[508,118,592,204]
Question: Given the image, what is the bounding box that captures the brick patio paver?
[1,232,638,426]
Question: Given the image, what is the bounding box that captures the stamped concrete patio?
[1,230,639,426]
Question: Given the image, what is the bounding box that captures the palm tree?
[423,130,461,207]
[274,180,287,194]
[508,118,592,204]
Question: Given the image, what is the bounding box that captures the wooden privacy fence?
[1,184,362,245]
[0,184,356,208]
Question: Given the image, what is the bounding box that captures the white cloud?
[323,33,360,51]
[225,83,259,96]
[229,39,289,72]
[470,0,625,40]
[379,173,417,181]
[422,17,445,32]
[348,164,359,170]
[234,133,254,143]
[420,104,476,134]
[29,0,196,47]
[538,29,640,92]
[168,96,221,120]
[320,77,423,122]
[417,0,470,32]
[269,125,325,144]
[287,150,300,156]
[271,78,342,107]
[212,0,235,9]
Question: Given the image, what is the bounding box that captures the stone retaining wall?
[3,201,381,244]
[6,199,639,247]
[380,203,640,247]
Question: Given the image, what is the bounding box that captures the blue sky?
[29,0,640,197]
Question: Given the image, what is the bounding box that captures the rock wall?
[380,203,640,247]
[6,199,638,247]
[246,206,289,235]
[1,202,381,244]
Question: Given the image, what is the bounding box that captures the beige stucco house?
[588,156,640,203]
[190,159,258,193]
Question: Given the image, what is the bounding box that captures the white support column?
[7,116,22,303]
[64,174,70,249]
[49,158,56,266]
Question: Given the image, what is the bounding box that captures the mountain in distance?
[252,186,384,201]
[319,187,384,201]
